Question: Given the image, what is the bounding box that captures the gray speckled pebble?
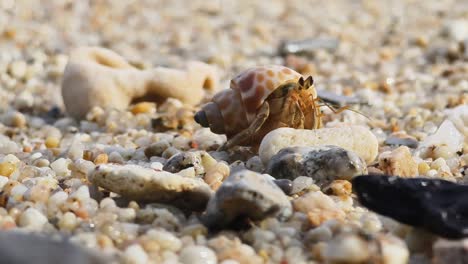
[201,170,292,229]
[266,146,367,186]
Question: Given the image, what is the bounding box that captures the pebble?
[123,244,148,264]
[292,191,345,226]
[273,179,293,195]
[384,133,419,148]
[89,164,212,210]
[8,60,27,79]
[18,207,48,230]
[201,169,292,229]
[144,141,170,158]
[259,126,378,165]
[179,245,217,264]
[378,146,418,177]
[162,151,205,176]
[130,102,156,115]
[433,238,468,264]
[420,120,463,158]
[62,47,219,119]
[0,162,16,177]
[266,146,367,186]
[353,175,468,239]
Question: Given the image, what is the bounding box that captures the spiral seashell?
[195,65,315,138]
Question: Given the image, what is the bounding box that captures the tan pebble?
[418,162,430,175]
[378,146,418,177]
[83,150,93,161]
[0,162,16,177]
[94,153,108,165]
[325,180,352,197]
[415,36,428,48]
[23,146,32,153]
[11,112,26,128]
[97,234,114,249]
[131,102,156,115]
[45,137,60,148]
[293,191,345,227]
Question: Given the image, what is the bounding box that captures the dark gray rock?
[163,151,205,175]
[201,170,292,229]
[266,146,367,186]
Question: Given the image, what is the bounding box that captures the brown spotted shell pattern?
[195,65,316,138]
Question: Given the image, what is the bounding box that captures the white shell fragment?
[89,164,213,210]
[62,47,219,119]
[420,120,464,155]
[259,126,378,165]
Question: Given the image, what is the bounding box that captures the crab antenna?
[316,97,371,120]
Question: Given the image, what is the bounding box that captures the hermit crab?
[194,65,339,149]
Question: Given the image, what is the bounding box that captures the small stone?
[418,162,431,175]
[291,176,314,194]
[14,91,34,109]
[179,245,217,264]
[89,164,212,210]
[323,232,371,263]
[0,162,16,177]
[444,19,468,41]
[45,137,60,148]
[19,207,48,230]
[6,111,27,128]
[93,153,108,165]
[144,141,170,158]
[433,239,468,264]
[273,179,293,195]
[67,136,84,160]
[420,120,463,158]
[293,191,345,226]
[163,151,205,176]
[123,244,148,264]
[353,175,468,239]
[131,102,156,115]
[378,146,418,177]
[8,60,27,79]
[266,146,367,186]
[384,133,419,148]
[259,126,378,164]
[202,170,292,229]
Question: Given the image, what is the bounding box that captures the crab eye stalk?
[194,110,209,127]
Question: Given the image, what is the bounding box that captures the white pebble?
[69,185,90,200]
[123,244,148,264]
[50,158,71,176]
[0,176,9,190]
[9,60,27,79]
[146,229,182,251]
[179,245,217,264]
[259,126,378,164]
[19,207,48,230]
[2,154,20,164]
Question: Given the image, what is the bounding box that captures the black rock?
[352,174,468,239]
[274,179,293,195]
